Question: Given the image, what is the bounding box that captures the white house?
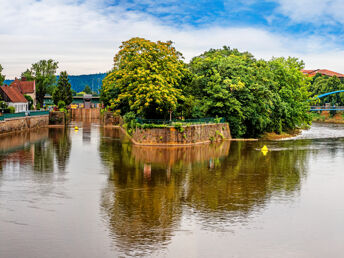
[0,85,28,113]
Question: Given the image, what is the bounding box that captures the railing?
[0,110,49,121]
[2,112,27,119]
[136,117,225,125]
[28,110,50,116]
[310,106,344,111]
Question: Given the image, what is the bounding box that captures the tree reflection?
[99,131,312,255]
[100,132,184,256]
[49,128,72,172]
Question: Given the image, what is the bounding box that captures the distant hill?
[4,73,107,93]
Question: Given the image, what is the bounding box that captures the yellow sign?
[71,104,78,109]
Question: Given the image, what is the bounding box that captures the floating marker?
[74,126,79,130]
[261,145,268,156]
[261,145,268,152]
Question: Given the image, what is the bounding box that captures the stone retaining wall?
[71,108,100,120]
[132,123,231,145]
[0,115,49,135]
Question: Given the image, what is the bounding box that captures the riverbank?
[312,111,344,124]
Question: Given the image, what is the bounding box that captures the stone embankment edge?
[104,124,258,146]
[0,115,50,136]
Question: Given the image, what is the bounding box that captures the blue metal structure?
[309,90,344,111]
[312,90,344,100]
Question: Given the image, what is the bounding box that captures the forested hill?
[60,73,106,93]
[4,73,106,93]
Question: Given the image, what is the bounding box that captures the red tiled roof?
[301,69,344,78]
[0,85,28,103]
[11,78,35,94]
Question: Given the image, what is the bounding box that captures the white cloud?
[1,0,344,78]
[274,0,344,24]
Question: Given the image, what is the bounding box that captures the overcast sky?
[1,0,344,78]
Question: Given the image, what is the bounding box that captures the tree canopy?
[83,85,92,94]
[188,48,311,137]
[101,38,312,138]
[52,71,73,106]
[308,74,344,105]
[0,64,5,86]
[101,37,190,119]
[22,59,58,106]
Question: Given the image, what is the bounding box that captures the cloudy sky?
[1,0,344,78]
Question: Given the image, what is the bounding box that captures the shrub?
[8,106,15,114]
[58,100,66,109]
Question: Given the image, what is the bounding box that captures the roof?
[11,78,35,94]
[301,69,344,78]
[0,85,28,103]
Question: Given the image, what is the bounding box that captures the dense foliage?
[0,64,5,85]
[308,74,344,106]
[101,37,190,119]
[52,71,73,106]
[189,48,311,137]
[83,85,92,94]
[22,59,59,106]
[101,39,312,138]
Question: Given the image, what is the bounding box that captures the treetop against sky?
[1,0,344,77]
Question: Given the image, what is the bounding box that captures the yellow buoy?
[261,145,268,152]
[74,126,79,130]
[261,145,268,156]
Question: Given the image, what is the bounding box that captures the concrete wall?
[0,115,49,135]
[132,123,231,145]
[70,108,100,120]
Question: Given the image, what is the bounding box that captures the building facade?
[0,85,29,113]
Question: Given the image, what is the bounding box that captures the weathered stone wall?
[132,123,231,145]
[71,108,100,120]
[0,115,49,135]
[103,112,123,126]
[49,111,65,125]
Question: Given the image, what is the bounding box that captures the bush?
[8,106,15,114]
[58,100,66,109]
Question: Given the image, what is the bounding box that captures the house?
[11,77,36,106]
[301,69,344,78]
[0,85,28,113]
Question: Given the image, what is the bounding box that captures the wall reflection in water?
[99,128,310,256]
[0,128,72,174]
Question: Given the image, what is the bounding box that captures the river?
[0,122,344,258]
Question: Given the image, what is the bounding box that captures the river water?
[0,122,344,258]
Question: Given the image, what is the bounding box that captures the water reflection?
[99,130,311,256]
[0,128,72,174]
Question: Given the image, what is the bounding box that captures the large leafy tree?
[101,37,189,119]
[22,59,58,106]
[0,64,5,85]
[189,47,311,137]
[52,71,73,106]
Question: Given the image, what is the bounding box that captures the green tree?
[22,59,58,106]
[83,85,92,94]
[309,75,344,105]
[101,37,189,119]
[189,47,311,137]
[0,64,5,85]
[24,95,34,110]
[52,71,73,106]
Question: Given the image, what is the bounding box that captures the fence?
[0,110,49,121]
[136,117,225,125]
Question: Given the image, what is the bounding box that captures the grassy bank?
[311,111,344,124]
